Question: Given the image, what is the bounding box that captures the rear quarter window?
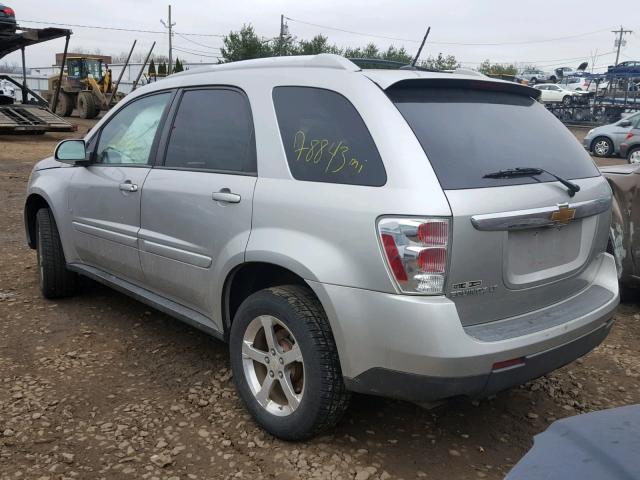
[272,86,386,186]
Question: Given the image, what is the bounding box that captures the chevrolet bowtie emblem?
[550,204,576,224]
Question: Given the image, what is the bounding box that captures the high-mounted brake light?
[377,218,450,294]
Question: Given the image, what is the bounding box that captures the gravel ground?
[1,119,639,480]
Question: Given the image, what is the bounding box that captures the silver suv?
[24,54,619,440]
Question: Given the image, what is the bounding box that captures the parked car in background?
[0,4,15,33]
[600,163,640,287]
[0,78,16,105]
[555,66,576,79]
[619,128,640,163]
[607,61,640,77]
[520,68,556,84]
[584,112,640,157]
[24,54,618,440]
[535,83,585,105]
[586,78,609,94]
[559,76,591,92]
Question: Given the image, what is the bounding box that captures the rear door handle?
[212,189,241,204]
[119,182,138,192]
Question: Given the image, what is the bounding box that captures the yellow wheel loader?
[43,56,124,119]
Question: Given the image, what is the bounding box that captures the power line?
[172,46,220,59]
[17,18,224,37]
[285,16,614,46]
[173,44,221,54]
[175,32,222,50]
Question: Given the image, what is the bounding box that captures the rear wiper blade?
[483,167,580,197]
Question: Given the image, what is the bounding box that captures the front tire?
[628,146,640,164]
[562,95,573,106]
[592,136,614,157]
[36,208,77,298]
[229,285,350,440]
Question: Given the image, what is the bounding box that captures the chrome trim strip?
[72,221,138,248]
[140,239,213,268]
[471,197,611,231]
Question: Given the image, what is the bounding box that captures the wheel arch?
[221,261,313,339]
[24,193,51,249]
[627,145,640,162]
[591,135,613,153]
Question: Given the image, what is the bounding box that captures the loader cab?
[66,57,104,82]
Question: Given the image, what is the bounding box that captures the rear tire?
[562,95,572,106]
[78,92,98,119]
[229,285,350,441]
[36,208,77,299]
[52,92,74,117]
[592,137,614,157]
[627,146,640,164]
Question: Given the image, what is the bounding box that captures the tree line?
[220,24,461,71]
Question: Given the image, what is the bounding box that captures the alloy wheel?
[241,315,304,416]
[594,140,611,156]
[630,150,640,164]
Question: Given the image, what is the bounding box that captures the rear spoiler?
[384,78,541,100]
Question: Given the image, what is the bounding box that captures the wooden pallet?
[0,104,75,133]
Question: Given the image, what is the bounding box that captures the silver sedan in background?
[584,112,640,157]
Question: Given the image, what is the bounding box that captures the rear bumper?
[344,318,612,402]
[308,252,618,402]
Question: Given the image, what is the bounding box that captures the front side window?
[163,89,256,173]
[273,86,386,186]
[95,92,170,165]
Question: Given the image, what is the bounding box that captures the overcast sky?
[3,0,639,72]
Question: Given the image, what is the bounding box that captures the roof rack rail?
[348,57,438,72]
[175,54,361,77]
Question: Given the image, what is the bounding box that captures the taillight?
[626,132,635,140]
[377,217,450,295]
[3,7,14,16]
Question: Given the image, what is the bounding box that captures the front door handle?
[119,182,139,192]
[212,188,241,204]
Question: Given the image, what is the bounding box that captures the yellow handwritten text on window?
[293,130,366,175]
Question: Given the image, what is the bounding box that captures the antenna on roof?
[410,27,431,68]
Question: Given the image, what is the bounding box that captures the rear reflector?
[381,233,408,282]
[492,358,525,371]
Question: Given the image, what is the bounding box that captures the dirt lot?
[1,121,639,480]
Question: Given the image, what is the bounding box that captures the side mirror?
[54,139,88,165]
[619,120,632,128]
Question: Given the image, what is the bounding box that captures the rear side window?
[164,88,256,174]
[388,87,599,190]
[273,86,386,186]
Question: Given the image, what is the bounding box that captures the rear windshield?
[388,87,599,190]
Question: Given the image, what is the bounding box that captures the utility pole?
[279,14,285,56]
[612,26,632,66]
[161,5,176,73]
